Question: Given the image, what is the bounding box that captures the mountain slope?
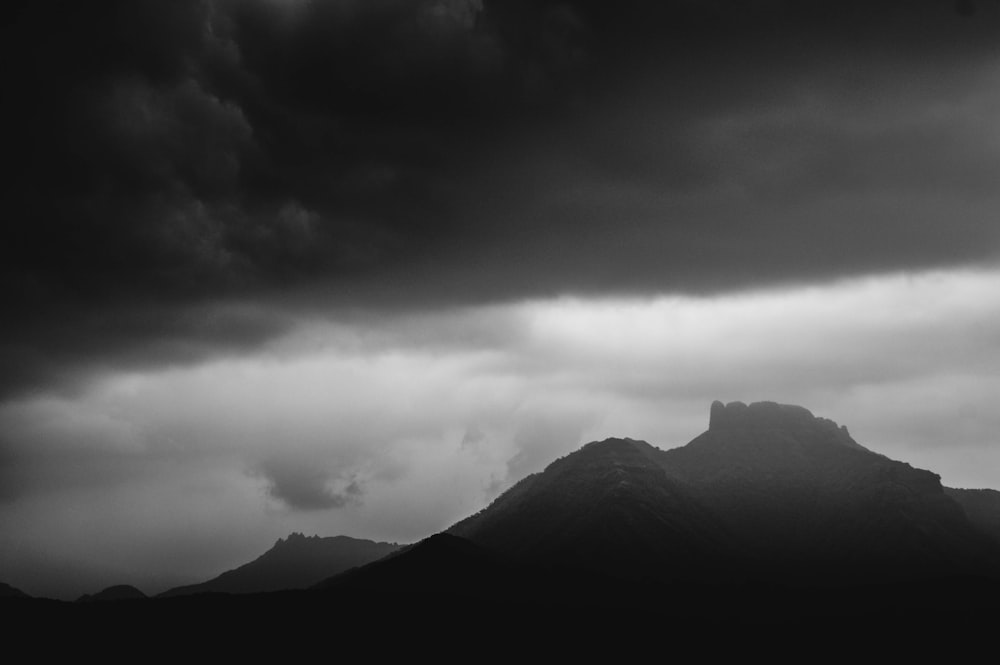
[450,437,738,581]
[946,487,1000,547]
[159,533,400,597]
[656,401,997,580]
[316,532,519,597]
[451,401,1000,585]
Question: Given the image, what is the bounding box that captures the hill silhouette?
[451,400,1000,585]
[5,401,1000,654]
[77,585,147,603]
[159,533,400,597]
[449,437,737,581]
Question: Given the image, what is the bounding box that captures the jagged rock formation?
[450,401,1000,584]
[159,533,400,597]
[77,585,147,602]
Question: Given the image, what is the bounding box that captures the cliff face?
[707,400,866,451]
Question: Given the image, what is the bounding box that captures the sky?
[2,0,1000,599]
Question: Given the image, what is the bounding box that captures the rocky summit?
[451,400,1000,585]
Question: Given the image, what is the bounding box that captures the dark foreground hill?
[0,582,29,599]
[159,533,400,597]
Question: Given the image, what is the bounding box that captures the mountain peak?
[274,532,319,548]
[708,400,859,449]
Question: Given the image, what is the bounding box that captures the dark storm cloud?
[4,0,1000,396]
[255,455,363,511]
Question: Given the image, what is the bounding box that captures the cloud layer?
[3,1,1000,397]
[3,268,1000,597]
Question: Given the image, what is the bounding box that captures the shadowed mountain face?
[449,437,737,580]
[659,401,997,580]
[77,585,147,603]
[159,533,400,597]
[316,533,515,596]
[451,401,1000,584]
[946,488,1000,548]
[0,582,29,599]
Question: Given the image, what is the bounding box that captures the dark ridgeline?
[447,436,738,581]
[449,401,1000,585]
[6,401,1000,655]
[158,533,401,597]
[76,584,147,603]
[0,582,29,599]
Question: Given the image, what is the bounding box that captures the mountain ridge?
[0,582,29,599]
[450,400,1000,585]
[159,533,401,598]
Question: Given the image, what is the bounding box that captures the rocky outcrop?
[660,401,995,580]
[708,400,863,450]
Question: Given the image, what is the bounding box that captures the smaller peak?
[579,437,654,454]
[77,584,146,602]
[274,532,308,548]
[558,437,661,471]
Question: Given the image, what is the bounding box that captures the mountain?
[0,582,29,599]
[449,437,736,581]
[159,533,400,597]
[8,402,1000,653]
[946,487,1000,547]
[658,401,998,581]
[77,585,147,603]
[451,400,1000,585]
